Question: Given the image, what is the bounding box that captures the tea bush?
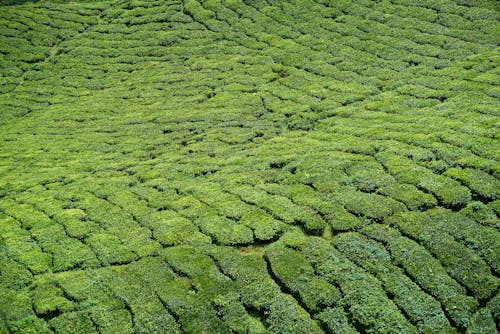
[332,232,456,333]
[387,212,498,300]
[0,0,498,332]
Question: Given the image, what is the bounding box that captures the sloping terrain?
[0,0,499,333]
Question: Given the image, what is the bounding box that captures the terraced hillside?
[0,0,499,333]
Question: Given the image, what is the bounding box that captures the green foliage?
[332,232,456,333]
[444,167,499,201]
[48,311,98,334]
[377,152,472,208]
[6,316,51,334]
[265,294,323,334]
[195,211,254,245]
[0,252,32,289]
[212,293,269,334]
[228,183,326,234]
[0,0,498,332]
[387,211,498,300]
[33,225,99,271]
[206,245,322,332]
[270,184,367,232]
[32,277,75,316]
[91,309,133,334]
[466,308,497,334]
[333,188,407,219]
[280,231,418,333]
[156,277,232,334]
[2,226,52,274]
[150,210,212,246]
[86,233,137,265]
[239,209,286,241]
[460,201,499,228]
[0,288,33,322]
[314,307,358,334]
[377,183,437,210]
[344,160,396,192]
[361,224,478,329]
[265,246,341,312]
[487,293,500,326]
[426,208,500,273]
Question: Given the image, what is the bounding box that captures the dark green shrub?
[444,167,499,201]
[426,208,500,273]
[6,315,51,334]
[156,277,232,334]
[387,212,497,300]
[91,309,133,334]
[487,199,500,216]
[0,252,32,289]
[205,245,322,332]
[195,211,254,245]
[48,311,97,334]
[377,183,437,210]
[265,184,366,231]
[344,160,395,192]
[150,210,211,246]
[265,294,323,334]
[31,277,75,317]
[361,224,478,329]
[376,152,471,208]
[77,193,138,230]
[0,288,34,324]
[280,231,418,333]
[314,307,358,334]
[110,225,161,257]
[184,0,216,22]
[86,233,137,265]
[333,188,407,219]
[460,201,499,228]
[487,293,499,325]
[239,209,285,241]
[161,245,232,296]
[2,227,52,274]
[333,232,456,333]
[228,184,326,233]
[466,308,497,334]
[265,246,341,312]
[92,259,180,334]
[0,200,53,230]
[213,293,268,333]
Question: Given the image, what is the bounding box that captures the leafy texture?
[0,0,498,333]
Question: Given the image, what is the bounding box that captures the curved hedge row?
[0,0,498,333]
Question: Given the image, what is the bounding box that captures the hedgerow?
[85,233,137,266]
[332,232,456,333]
[376,152,472,208]
[460,201,499,228]
[265,245,341,312]
[360,224,478,329]
[205,245,323,334]
[0,0,498,332]
[386,211,498,300]
[377,183,437,210]
[426,208,500,273]
[279,230,418,333]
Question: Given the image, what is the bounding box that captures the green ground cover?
[0,0,499,333]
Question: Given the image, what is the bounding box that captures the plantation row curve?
[0,0,499,333]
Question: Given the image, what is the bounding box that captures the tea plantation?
[0,0,499,333]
